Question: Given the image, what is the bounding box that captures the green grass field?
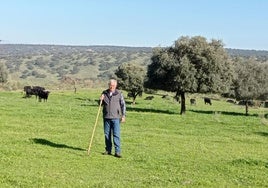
[1,90,268,187]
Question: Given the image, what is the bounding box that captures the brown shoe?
[103,151,112,155]
[114,153,122,158]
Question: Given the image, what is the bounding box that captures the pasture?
[1,90,268,187]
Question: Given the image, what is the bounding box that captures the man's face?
[109,82,117,92]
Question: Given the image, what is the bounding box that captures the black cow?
[162,94,169,99]
[38,90,50,102]
[24,86,33,97]
[204,97,212,105]
[24,86,45,98]
[145,96,154,100]
[190,98,196,105]
[264,101,268,108]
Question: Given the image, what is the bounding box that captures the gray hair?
[109,79,117,85]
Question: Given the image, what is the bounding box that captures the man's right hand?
[100,94,104,101]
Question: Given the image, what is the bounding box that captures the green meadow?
[1,90,268,187]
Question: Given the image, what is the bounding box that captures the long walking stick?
[87,99,102,155]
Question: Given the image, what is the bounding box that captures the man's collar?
[106,89,119,95]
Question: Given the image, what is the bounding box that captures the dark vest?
[102,89,122,119]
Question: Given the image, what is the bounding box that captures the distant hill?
[0,44,152,89]
[226,48,268,61]
[0,44,267,89]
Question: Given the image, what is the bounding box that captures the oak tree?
[145,36,234,114]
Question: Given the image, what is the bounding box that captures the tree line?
[114,36,268,115]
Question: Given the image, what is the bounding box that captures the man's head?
[108,79,117,92]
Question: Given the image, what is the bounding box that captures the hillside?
[0,44,152,89]
[226,48,268,61]
[1,44,268,89]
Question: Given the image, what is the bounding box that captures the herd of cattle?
[23,87,267,107]
[23,86,50,102]
[181,96,266,107]
[127,93,267,108]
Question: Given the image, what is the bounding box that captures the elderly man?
[100,79,126,158]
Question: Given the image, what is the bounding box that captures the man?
[100,79,126,158]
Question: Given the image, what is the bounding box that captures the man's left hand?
[121,117,126,123]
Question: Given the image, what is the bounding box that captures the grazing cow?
[204,97,212,105]
[24,86,33,97]
[38,90,50,102]
[32,86,45,99]
[162,94,169,99]
[264,101,268,108]
[23,86,45,98]
[190,98,196,105]
[162,94,172,100]
[145,96,154,100]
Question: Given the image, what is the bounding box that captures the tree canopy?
[115,63,146,104]
[145,36,234,114]
[232,58,268,115]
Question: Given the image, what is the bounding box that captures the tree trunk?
[245,100,249,116]
[180,92,186,114]
[132,96,136,105]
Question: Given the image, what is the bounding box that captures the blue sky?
[1,0,268,50]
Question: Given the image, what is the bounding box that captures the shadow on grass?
[255,132,268,137]
[126,101,136,105]
[127,106,178,115]
[31,138,85,151]
[189,109,259,117]
[80,99,137,107]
